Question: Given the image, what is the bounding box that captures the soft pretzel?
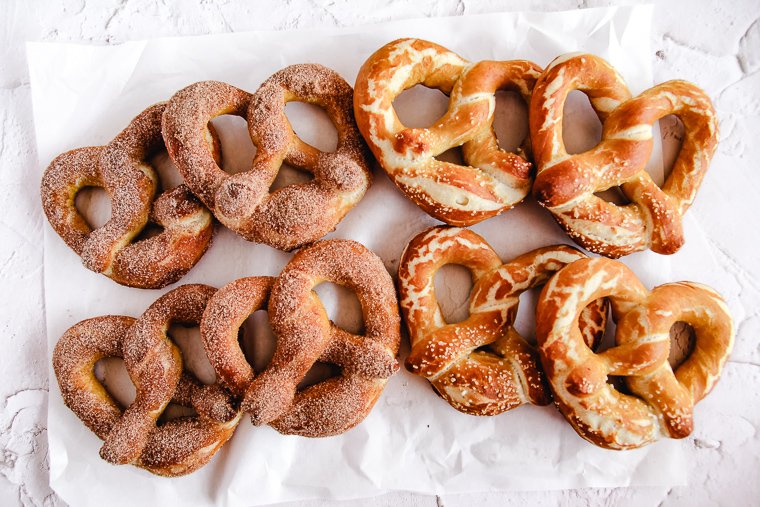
[530,53,718,257]
[57,284,242,476]
[240,239,401,436]
[536,257,733,449]
[162,65,372,251]
[399,226,607,416]
[354,38,540,226]
[40,103,214,289]
[53,310,241,476]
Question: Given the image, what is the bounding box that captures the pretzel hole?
[512,286,543,344]
[238,310,277,374]
[269,162,315,193]
[660,114,685,182]
[168,324,217,385]
[297,362,342,391]
[150,150,184,190]
[209,115,257,175]
[314,282,364,335]
[94,357,135,409]
[75,186,112,229]
[133,223,165,242]
[159,403,198,424]
[562,90,603,154]
[669,321,696,369]
[606,375,628,392]
[285,102,338,153]
[593,186,632,206]
[590,310,631,393]
[393,85,450,128]
[493,90,529,152]
[434,264,472,324]
[435,146,466,166]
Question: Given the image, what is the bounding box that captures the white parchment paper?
[28,5,720,505]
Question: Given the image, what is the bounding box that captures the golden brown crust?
[162,65,372,251]
[40,103,214,289]
[530,53,718,257]
[398,226,607,416]
[353,38,540,226]
[535,257,734,450]
[243,239,401,436]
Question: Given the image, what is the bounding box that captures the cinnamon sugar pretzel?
[162,64,371,251]
[354,38,540,226]
[241,240,401,436]
[53,286,242,477]
[40,103,214,289]
[530,53,718,257]
[536,257,733,449]
[398,226,607,416]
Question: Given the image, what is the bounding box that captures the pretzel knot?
[162,64,372,251]
[53,285,242,477]
[536,258,733,450]
[40,103,214,288]
[530,53,718,257]
[203,240,401,437]
[398,226,608,416]
[354,38,541,226]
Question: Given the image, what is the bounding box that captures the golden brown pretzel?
[536,257,733,449]
[40,103,214,288]
[354,38,540,226]
[398,226,607,416]
[530,53,718,257]
[53,310,241,476]
[162,65,372,251]
[91,284,240,474]
[240,240,401,436]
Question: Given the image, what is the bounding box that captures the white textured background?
[1,0,758,505]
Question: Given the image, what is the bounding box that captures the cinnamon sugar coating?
[163,65,371,251]
[242,239,401,436]
[54,240,402,473]
[53,286,242,477]
[40,103,214,289]
[201,276,275,394]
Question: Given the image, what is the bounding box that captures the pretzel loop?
[399,226,607,416]
[530,53,718,257]
[354,38,539,226]
[536,258,733,449]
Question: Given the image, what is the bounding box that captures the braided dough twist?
[41,104,214,289]
[238,240,401,436]
[354,38,540,226]
[530,53,718,257]
[398,226,607,416]
[162,65,371,251]
[536,257,733,449]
